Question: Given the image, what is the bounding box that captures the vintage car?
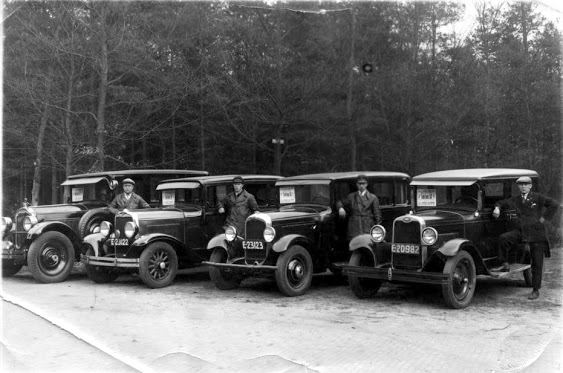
[204,172,411,296]
[343,168,540,308]
[81,175,281,288]
[1,169,206,282]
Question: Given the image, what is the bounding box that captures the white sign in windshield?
[72,187,84,202]
[417,188,436,207]
[279,187,296,204]
[162,190,175,206]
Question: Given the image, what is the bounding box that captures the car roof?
[412,168,538,185]
[158,174,282,186]
[279,171,411,183]
[67,169,208,179]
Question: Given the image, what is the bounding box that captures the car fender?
[437,238,471,257]
[27,221,79,246]
[437,238,486,274]
[349,234,374,252]
[207,234,228,251]
[131,233,183,249]
[272,234,310,253]
[83,232,107,256]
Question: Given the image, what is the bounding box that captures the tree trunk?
[63,52,76,203]
[346,8,357,171]
[96,4,108,171]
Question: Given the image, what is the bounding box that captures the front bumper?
[2,240,26,265]
[202,261,277,273]
[342,265,449,285]
[81,254,139,268]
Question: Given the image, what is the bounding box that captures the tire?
[348,249,381,299]
[139,242,178,288]
[209,248,241,290]
[84,248,118,284]
[523,268,533,287]
[27,231,75,283]
[2,262,23,277]
[442,250,476,309]
[78,208,114,239]
[275,245,313,297]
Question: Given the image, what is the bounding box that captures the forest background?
[2,1,561,213]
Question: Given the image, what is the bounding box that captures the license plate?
[242,240,264,250]
[392,244,420,255]
[109,238,129,246]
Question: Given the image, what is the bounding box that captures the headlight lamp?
[100,221,112,237]
[1,217,13,233]
[23,215,38,231]
[124,221,138,238]
[225,226,237,242]
[370,225,386,243]
[421,227,438,245]
[263,226,276,242]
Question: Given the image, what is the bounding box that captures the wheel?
[27,231,75,283]
[209,248,241,290]
[78,208,114,239]
[84,248,118,283]
[275,245,313,297]
[2,262,23,277]
[523,268,533,287]
[139,242,178,288]
[348,249,381,298]
[442,250,476,309]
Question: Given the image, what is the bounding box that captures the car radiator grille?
[244,218,267,264]
[110,215,134,255]
[392,219,422,269]
[14,211,29,247]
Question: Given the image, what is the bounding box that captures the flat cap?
[515,176,532,184]
[122,178,135,185]
[232,176,244,184]
[356,174,368,183]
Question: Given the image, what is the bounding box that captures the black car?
[81,175,281,288]
[1,169,207,282]
[204,172,411,296]
[343,168,539,308]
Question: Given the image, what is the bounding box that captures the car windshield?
[160,187,203,207]
[65,181,112,203]
[415,184,479,211]
[278,184,330,206]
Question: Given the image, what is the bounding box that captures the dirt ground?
[1,248,562,373]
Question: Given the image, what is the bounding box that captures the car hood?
[254,205,331,226]
[412,209,467,227]
[18,204,93,221]
[125,206,202,221]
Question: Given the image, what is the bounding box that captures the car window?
[394,181,408,205]
[415,185,478,210]
[160,187,202,207]
[279,184,331,206]
[245,183,277,207]
[369,180,394,206]
[483,182,504,208]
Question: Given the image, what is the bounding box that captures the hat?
[515,176,532,184]
[356,174,368,183]
[122,178,135,186]
[232,176,244,184]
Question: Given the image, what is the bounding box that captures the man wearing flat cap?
[337,174,382,240]
[218,176,258,236]
[110,178,150,211]
[493,176,558,300]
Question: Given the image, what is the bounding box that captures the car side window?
[483,182,505,208]
[394,181,408,205]
[369,180,394,206]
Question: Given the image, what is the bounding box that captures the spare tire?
[78,207,114,239]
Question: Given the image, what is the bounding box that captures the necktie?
[522,194,526,202]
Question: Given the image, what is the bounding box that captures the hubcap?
[452,259,472,300]
[40,245,66,274]
[286,257,306,287]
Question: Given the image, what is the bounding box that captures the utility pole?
[272,137,285,175]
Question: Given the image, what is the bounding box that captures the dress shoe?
[492,262,510,272]
[528,290,539,300]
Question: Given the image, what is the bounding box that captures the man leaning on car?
[110,178,150,211]
[492,176,558,300]
[218,175,258,236]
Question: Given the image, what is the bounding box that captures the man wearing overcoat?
[338,174,382,240]
[493,176,558,300]
[109,178,150,211]
[218,176,258,236]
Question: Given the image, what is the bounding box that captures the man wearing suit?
[338,174,382,240]
[110,178,150,211]
[218,176,258,236]
[493,176,558,300]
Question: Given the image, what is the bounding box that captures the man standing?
[110,178,150,211]
[493,176,558,300]
[338,174,382,240]
[218,176,258,236]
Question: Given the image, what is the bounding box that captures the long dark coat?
[341,191,382,240]
[110,192,150,210]
[496,191,558,244]
[219,190,258,235]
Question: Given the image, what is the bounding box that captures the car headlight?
[421,227,438,245]
[100,221,112,237]
[124,221,138,238]
[23,215,38,231]
[225,226,237,242]
[370,225,386,243]
[263,226,276,242]
[1,217,13,233]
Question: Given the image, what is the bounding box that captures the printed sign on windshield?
[279,187,296,204]
[417,188,436,207]
[72,187,84,202]
[162,190,175,206]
